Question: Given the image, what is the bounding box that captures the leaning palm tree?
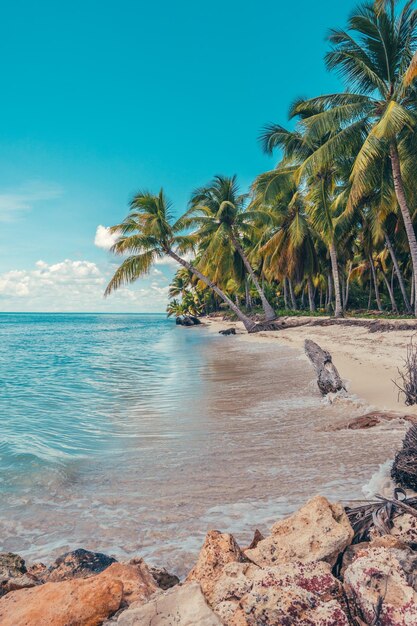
[184,175,276,321]
[289,0,417,312]
[104,189,257,332]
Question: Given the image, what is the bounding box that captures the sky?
[0,0,356,312]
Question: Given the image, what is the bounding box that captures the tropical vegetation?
[106,0,417,331]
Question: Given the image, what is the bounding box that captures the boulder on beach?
[176,315,201,326]
[244,495,354,568]
[344,543,417,625]
[42,548,117,582]
[210,560,349,625]
[117,581,222,626]
[186,530,244,603]
[0,560,158,626]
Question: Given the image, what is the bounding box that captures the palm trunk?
[245,276,252,310]
[380,268,398,313]
[369,255,383,312]
[343,261,352,311]
[384,231,412,313]
[390,142,417,314]
[283,277,289,309]
[367,277,372,311]
[230,233,276,321]
[167,249,257,332]
[329,240,343,317]
[288,278,297,310]
[326,273,333,312]
[307,277,315,312]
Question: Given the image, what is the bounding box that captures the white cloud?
[94,225,119,251]
[0,181,63,222]
[0,259,171,313]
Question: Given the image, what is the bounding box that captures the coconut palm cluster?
[106,1,417,330]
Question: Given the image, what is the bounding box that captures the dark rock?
[0,552,38,597]
[149,566,179,590]
[176,315,201,326]
[219,328,236,336]
[44,548,117,582]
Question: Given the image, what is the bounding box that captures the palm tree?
[252,176,318,311]
[184,175,276,321]
[104,189,257,332]
[288,0,417,312]
[259,123,348,317]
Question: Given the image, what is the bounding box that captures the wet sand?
[205,317,417,414]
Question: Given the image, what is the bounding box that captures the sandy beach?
[205,316,417,414]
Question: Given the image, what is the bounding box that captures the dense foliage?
[107,1,417,325]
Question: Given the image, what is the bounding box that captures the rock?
[117,581,222,625]
[211,561,348,625]
[44,548,117,582]
[244,528,264,551]
[0,560,158,626]
[0,570,123,626]
[390,513,417,546]
[0,552,38,597]
[344,545,417,625]
[186,530,244,602]
[219,328,236,336]
[26,562,48,580]
[245,496,354,568]
[149,566,179,590]
[176,315,201,326]
[337,411,417,431]
[104,561,158,607]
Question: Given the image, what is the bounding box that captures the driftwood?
[248,317,417,334]
[219,328,236,336]
[304,339,346,395]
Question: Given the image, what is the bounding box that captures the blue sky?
[0,0,354,311]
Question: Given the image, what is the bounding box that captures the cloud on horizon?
[0,258,170,312]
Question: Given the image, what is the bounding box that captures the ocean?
[0,313,406,576]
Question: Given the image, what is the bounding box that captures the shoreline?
[204,316,417,414]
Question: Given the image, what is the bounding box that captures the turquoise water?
[0,313,406,576]
[0,313,204,475]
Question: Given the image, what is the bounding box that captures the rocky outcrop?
[117,581,222,625]
[245,496,354,568]
[186,530,244,602]
[0,560,158,626]
[344,544,417,625]
[176,315,201,326]
[211,561,348,625]
[0,552,38,597]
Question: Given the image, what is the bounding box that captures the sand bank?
[205,316,417,414]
